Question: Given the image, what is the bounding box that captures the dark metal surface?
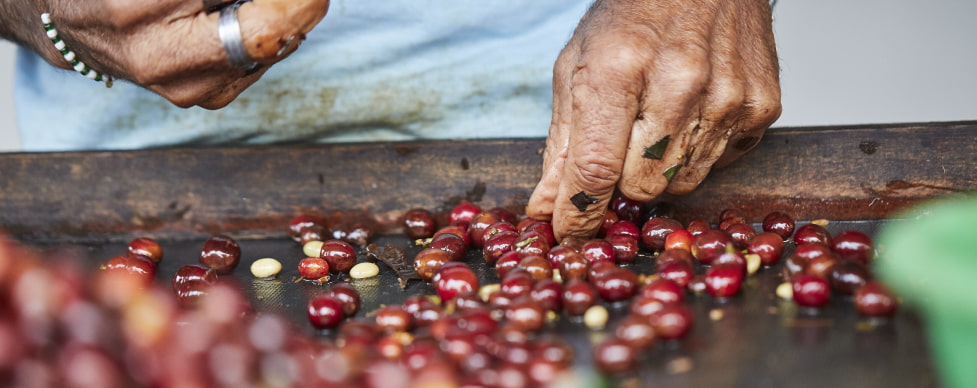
[1,121,964,386]
[62,220,937,388]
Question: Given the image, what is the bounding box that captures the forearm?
[0,0,62,65]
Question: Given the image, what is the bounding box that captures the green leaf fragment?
[663,164,682,182]
[642,136,671,160]
[515,236,538,249]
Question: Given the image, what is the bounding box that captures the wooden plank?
[0,121,974,243]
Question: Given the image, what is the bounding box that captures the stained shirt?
[15,1,591,151]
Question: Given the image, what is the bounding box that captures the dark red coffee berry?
[531,279,563,312]
[656,248,695,269]
[329,283,361,316]
[482,222,518,248]
[686,219,711,236]
[172,264,217,291]
[483,231,518,265]
[320,239,357,273]
[501,269,535,298]
[593,338,637,374]
[515,231,551,258]
[298,257,330,281]
[656,260,695,288]
[414,248,451,281]
[593,267,639,302]
[102,255,156,284]
[434,225,471,248]
[468,211,502,249]
[794,243,835,263]
[308,294,345,329]
[640,278,685,305]
[762,211,795,240]
[288,215,326,242]
[560,253,590,282]
[806,254,839,280]
[724,223,756,250]
[854,281,897,318]
[641,217,683,251]
[375,305,413,332]
[606,220,640,239]
[829,260,871,295]
[449,202,482,225]
[581,239,615,265]
[793,224,832,246]
[504,296,546,332]
[127,237,163,264]
[562,280,597,316]
[199,234,241,275]
[605,234,639,264]
[691,229,732,264]
[599,210,620,238]
[831,230,875,264]
[748,232,785,266]
[403,208,437,240]
[430,232,467,262]
[704,263,745,298]
[792,274,831,308]
[610,195,643,225]
[649,304,694,340]
[663,229,694,252]
[517,255,553,281]
[433,262,480,302]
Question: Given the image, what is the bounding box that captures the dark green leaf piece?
[570,191,599,212]
[663,164,682,182]
[642,135,671,160]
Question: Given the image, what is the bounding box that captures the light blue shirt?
[15,1,591,151]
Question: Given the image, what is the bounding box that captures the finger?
[120,0,325,86]
[239,0,329,63]
[526,43,581,222]
[198,66,269,109]
[666,4,747,195]
[616,58,707,202]
[550,41,644,240]
[713,5,782,169]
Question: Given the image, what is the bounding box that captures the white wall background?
[1,0,975,152]
[0,41,18,152]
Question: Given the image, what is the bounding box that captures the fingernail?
[275,34,305,58]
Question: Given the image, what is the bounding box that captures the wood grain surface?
[1,121,974,243]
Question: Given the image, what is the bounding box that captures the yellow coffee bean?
[349,262,380,279]
[250,258,282,278]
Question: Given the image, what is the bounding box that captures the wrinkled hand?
[23,0,328,109]
[527,0,782,240]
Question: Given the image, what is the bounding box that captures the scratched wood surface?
[0,121,974,243]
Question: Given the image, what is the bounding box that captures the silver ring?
[218,1,256,70]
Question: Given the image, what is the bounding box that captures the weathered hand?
[527,0,782,240]
[10,0,328,109]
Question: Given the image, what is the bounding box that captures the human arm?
[0,0,329,109]
[526,0,782,240]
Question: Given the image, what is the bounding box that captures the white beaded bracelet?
[40,13,113,87]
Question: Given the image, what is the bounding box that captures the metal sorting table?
[2,121,975,387]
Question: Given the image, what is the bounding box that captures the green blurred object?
[877,194,977,388]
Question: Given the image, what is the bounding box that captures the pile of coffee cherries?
[0,194,900,387]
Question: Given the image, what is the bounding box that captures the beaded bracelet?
[40,13,113,87]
